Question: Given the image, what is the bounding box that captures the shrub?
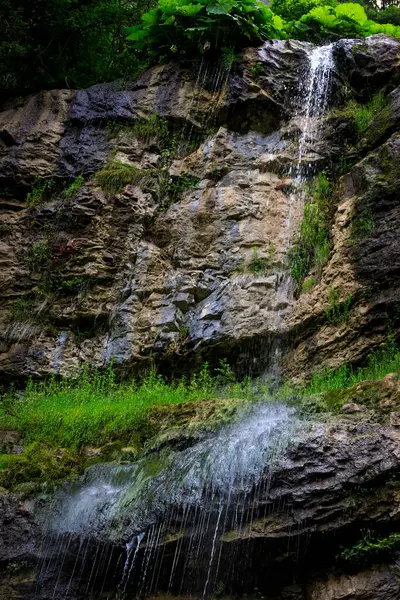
[95,161,148,194]
[288,202,329,283]
[340,531,400,565]
[271,0,335,21]
[127,0,285,62]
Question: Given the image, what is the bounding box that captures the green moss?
[343,91,387,135]
[0,443,82,489]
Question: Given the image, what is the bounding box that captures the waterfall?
[32,44,337,600]
[292,43,335,182]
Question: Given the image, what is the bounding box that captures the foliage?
[250,61,265,79]
[38,275,96,296]
[271,0,335,21]
[26,241,54,271]
[132,114,171,145]
[340,531,400,565]
[126,0,285,62]
[344,91,387,134]
[166,173,201,203]
[289,202,329,283]
[63,176,85,201]
[0,0,154,98]
[324,286,352,324]
[247,247,271,275]
[367,6,400,27]
[303,339,400,396]
[2,0,400,98]
[301,276,317,293]
[0,362,261,450]
[289,172,333,286]
[95,161,149,194]
[26,178,57,207]
[286,3,400,41]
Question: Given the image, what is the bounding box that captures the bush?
[127,0,285,62]
[271,0,335,21]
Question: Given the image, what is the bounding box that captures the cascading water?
[32,44,337,600]
[291,43,335,183]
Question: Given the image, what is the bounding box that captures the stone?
[341,403,366,414]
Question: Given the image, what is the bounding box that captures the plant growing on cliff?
[339,531,400,565]
[344,90,387,134]
[95,161,149,194]
[324,286,352,324]
[63,175,85,201]
[26,177,57,207]
[288,201,329,284]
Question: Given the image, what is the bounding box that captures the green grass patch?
[344,91,387,134]
[0,363,260,450]
[95,161,148,194]
[303,342,400,397]
[289,172,333,286]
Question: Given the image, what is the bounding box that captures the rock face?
[0,36,399,380]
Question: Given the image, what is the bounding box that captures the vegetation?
[340,531,400,565]
[303,339,400,395]
[2,0,400,98]
[0,362,257,451]
[26,178,58,207]
[0,0,153,98]
[95,161,149,194]
[289,171,334,287]
[126,0,283,62]
[63,175,86,201]
[324,286,352,324]
[130,0,400,65]
[344,91,387,134]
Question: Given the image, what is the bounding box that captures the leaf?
[141,9,162,27]
[175,3,204,16]
[126,27,149,42]
[206,0,235,15]
[335,2,367,25]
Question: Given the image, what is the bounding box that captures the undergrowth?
[302,341,400,396]
[288,171,333,286]
[339,530,400,565]
[0,361,259,450]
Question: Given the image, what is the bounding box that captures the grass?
[324,286,352,325]
[288,172,333,286]
[95,161,148,194]
[0,362,261,450]
[344,91,387,134]
[303,341,400,396]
